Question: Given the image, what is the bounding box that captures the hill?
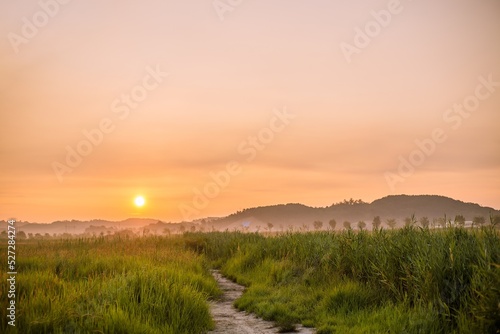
[0,218,166,236]
[206,195,500,231]
[1,195,498,235]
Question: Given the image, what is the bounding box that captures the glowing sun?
[134,196,146,207]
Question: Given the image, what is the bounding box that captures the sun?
[134,196,146,207]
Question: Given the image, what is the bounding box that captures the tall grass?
[2,229,498,333]
[197,227,500,333]
[0,236,220,333]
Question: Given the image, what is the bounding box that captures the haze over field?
[2,195,499,237]
[1,0,500,223]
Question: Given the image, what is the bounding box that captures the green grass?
[2,228,498,333]
[197,227,500,333]
[0,236,220,333]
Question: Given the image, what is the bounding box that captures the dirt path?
[208,270,315,334]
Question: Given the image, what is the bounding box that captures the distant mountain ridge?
[0,218,166,236]
[1,195,499,235]
[209,195,500,231]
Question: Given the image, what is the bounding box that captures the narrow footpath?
[208,270,315,334]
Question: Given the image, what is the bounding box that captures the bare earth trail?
[208,270,315,334]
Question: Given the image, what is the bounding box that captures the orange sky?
[1,0,500,223]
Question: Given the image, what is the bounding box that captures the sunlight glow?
[134,196,146,207]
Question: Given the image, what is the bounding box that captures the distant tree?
[329,219,337,231]
[28,233,33,239]
[404,214,417,227]
[337,198,366,206]
[436,217,447,228]
[266,222,274,232]
[372,216,381,230]
[343,221,352,230]
[179,225,186,234]
[17,231,27,240]
[454,215,466,227]
[473,216,485,227]
[45,233,51,239]
[357,221,366,231]
[163,228,171,236]
[386,219,397,229]
[190,225,196,233]
[350,198,365,205]
[313,221,323,231]
[490,214,500,227]
[419,216,430,229]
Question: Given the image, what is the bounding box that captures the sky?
[1,0,499,223]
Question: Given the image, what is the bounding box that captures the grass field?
[194,227,500,333]
[1,227,499,333]
[1,237,220,333]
